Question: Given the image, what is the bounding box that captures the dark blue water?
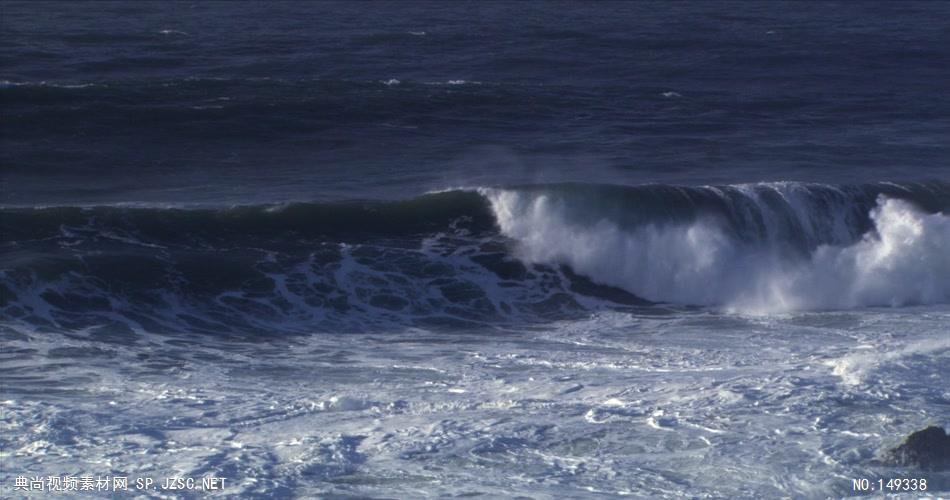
[3,1,949,206]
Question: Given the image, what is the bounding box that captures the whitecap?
[1,80,96,89]
[424,80,481,86]
[482,187,950,313]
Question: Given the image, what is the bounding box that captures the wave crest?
[483,182,950,313]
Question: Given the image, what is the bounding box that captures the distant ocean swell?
[0,78,519,150]
[2,181,948,335]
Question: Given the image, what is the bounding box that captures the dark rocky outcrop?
[886,426,950,470]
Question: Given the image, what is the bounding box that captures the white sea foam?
[4,300,948,498]
[483,188,950,313]
[0,80,97,89]
[827,337,950,385]
[423,80,481,86]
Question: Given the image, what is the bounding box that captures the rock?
[886,426,950,470]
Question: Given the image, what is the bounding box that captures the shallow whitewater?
[2,308,949,498]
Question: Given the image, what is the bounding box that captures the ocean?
[1,1,949,498]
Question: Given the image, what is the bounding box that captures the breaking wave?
[483,181,950,313]
[2,181,948,336]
